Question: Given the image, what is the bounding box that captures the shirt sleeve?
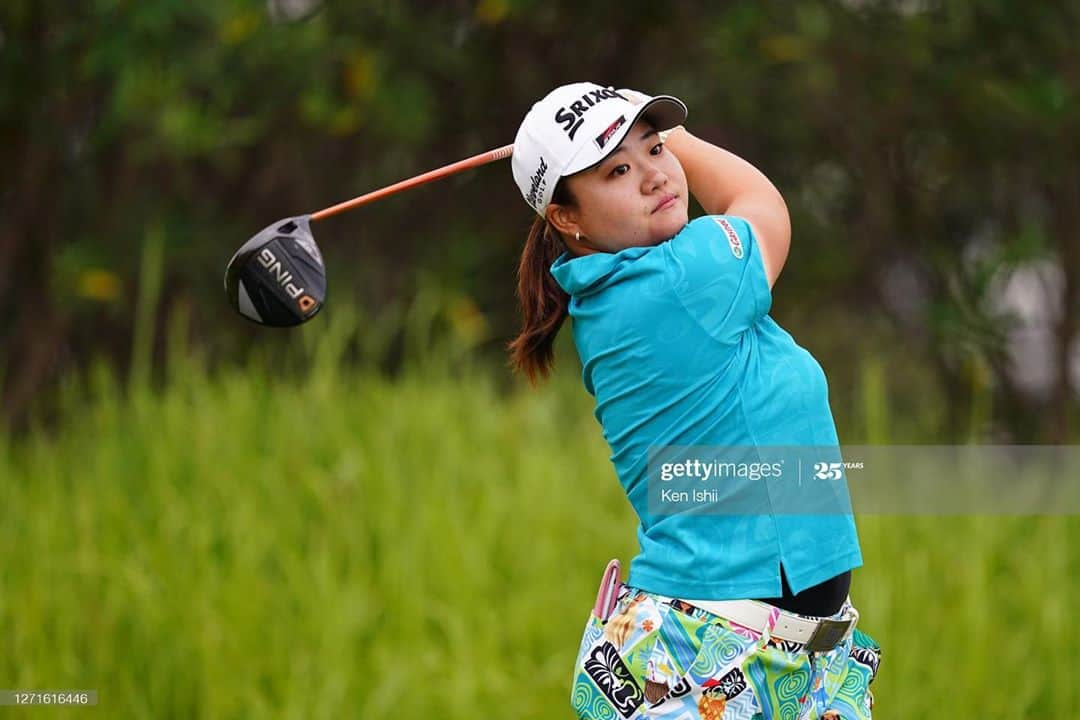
[665,215,772,344]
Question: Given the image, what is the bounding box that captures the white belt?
[592,560,859,654]
[686,598,859,653]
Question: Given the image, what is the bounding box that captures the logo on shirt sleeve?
[713,217,744,259]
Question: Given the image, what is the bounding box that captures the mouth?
[652,193,678,214]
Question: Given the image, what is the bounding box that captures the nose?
[641,163,668,193]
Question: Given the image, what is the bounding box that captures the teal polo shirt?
[550,215,862,600]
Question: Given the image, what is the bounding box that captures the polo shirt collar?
[549,247,652,297]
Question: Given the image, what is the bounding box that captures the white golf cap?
[512,82,688,215]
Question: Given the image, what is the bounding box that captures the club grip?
[487,144,514,162]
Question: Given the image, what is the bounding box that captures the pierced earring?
[575,231,582,242]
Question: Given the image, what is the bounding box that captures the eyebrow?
[604,128,660,160]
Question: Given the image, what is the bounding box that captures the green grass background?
[1,315,1077,718]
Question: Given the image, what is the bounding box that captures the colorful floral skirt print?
[571,584,882,719]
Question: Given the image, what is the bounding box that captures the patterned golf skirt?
[571,583,882,719]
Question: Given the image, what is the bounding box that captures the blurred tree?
[0,0,1076,439]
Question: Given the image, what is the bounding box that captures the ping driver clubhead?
[224,143,513,327]
[224,215,326,327]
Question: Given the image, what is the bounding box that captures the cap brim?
[637,95,688,135]
[563,94,688,176]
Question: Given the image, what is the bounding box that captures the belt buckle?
[803,616,855,653]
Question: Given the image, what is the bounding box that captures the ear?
[545,203,580,240]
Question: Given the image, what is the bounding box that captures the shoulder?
[662,215,772,340]
[667,215,757,264]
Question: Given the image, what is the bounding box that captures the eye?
[610,164,630,177]
[650,142,663,156]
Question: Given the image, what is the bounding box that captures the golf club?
[224,143,514,327]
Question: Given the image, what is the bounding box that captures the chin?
[654,212,689,242]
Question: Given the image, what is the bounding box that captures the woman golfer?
[508,83,882,720]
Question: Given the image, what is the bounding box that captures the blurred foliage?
[2,5,1079,716]
[1,323,1077,718]
[1,0,1078,440]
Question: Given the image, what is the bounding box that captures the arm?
[663,127,791,289]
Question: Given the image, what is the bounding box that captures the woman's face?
[550,120,689,255]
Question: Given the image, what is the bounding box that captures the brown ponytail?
[508,182,575,384]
